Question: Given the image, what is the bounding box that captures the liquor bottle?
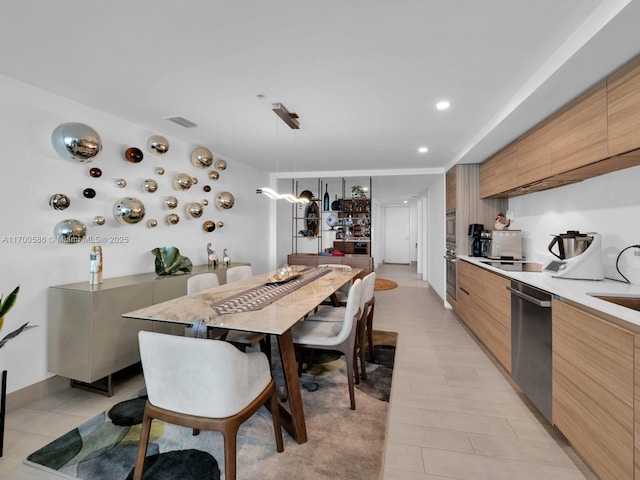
[323,185,330,211]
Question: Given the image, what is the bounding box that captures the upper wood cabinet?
[553,300,634,480]
[517,120,553,187]
[550,81,608,174]
[479,143,518,198]
[445,167,456,211]
[608,54,640,157]
[479,54,640,199]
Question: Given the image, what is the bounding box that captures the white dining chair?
[291,278,362,409]
[226,265,253,283]
[305,272,376,381]
[187,272,220,294]
[133,331,283,480]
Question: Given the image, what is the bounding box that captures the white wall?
[0,74,269,394]
[508,165,640,284]
[426,176,446,299]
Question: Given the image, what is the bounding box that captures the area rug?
[374,278,398,291]
[25,331,397,480]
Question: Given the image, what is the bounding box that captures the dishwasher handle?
[506,286,552,308]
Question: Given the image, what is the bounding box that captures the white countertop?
[458,255,640,332]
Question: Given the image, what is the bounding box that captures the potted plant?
[0,286,36,457]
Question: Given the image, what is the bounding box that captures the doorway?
[384,206,411,264]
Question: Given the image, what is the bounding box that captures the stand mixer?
[543,232,604,280]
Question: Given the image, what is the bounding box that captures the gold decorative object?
[186,202,204,219]
[147,219,158,228]
[202,199,209,206]
[215,191,234,209]
[150,246,192,276]
[93,216,106,226]
[147,135,169,155]
[155,167,165,175]
[166,213,180,225]
[203,220,215,232]
[115,178,127,188]
[164,196,178,209]
[209,171,220,181]
[217,221,224,228]
[89,167,102,178]
[214,159,227,170]
[49,193,71,210]
[172,173,192,190]
[141,179,158,193]
[190,147,214,168]
[192,177,198,185]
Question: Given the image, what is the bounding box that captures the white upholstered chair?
[225,265,253,283]
[306,272,376,381]
[133,331,283,480]
[291,278,362,409]
[187,272,220,294]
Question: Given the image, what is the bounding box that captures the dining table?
[122,265,361,444]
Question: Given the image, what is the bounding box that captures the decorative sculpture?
[151,246,193,276]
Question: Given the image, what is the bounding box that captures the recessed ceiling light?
[418,146,428,153]
[403,200,408,204]
[436,101,450,110]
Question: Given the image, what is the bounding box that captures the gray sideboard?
[47,263,249,395]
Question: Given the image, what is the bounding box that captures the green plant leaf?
[0,321,36,349]
[0,285,20,332]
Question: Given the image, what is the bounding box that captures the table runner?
[210,267,331,315]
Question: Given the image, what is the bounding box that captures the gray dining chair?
[226,265,253,283]
[133,331,283,480]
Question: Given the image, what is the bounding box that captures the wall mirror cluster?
[49,122,234,243]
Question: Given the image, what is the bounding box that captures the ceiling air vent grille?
[164,116,198,128]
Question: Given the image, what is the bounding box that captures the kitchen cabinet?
[550,81,608,174]
[447,165,506,256]
[516,121,553,188]
[445,167,456,211]
[636,337,640,480]
[479,54,640,199]
[552,300,634,480]
[455,260,511,372]
[608,54,640,157]
[479,143,518,198]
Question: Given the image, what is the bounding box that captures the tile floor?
[0,263,596,479]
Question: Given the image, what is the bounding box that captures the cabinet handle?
[459,287,470,296]
[506,286,552,308]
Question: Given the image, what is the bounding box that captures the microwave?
[481,230,523,260]
[446,210,456,237]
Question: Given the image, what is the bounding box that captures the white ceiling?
[2,1,640,204]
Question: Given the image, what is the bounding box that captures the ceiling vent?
[164,116,198,128]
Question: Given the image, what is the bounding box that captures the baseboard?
[5,375,70,413]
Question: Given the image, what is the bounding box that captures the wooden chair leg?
[222,428,238,480]
[367,302,376,362]
[345,347,356,410]
[269,387,284,452]
[133,409,153,480]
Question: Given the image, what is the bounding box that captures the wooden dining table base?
[276,329,307,444]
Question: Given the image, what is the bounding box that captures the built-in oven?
[445,252,457,300]
[446,210,456,242]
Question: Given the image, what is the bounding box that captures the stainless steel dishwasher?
[508,280,553,422]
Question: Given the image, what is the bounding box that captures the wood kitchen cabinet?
[608,54,640,157]
[550,81,608,174]
[552,300,634,480]
[516,120,553,187]
[455,260,511,372]
[479,143,518,198]
[445,167,456,211]
[635,337,640,480]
